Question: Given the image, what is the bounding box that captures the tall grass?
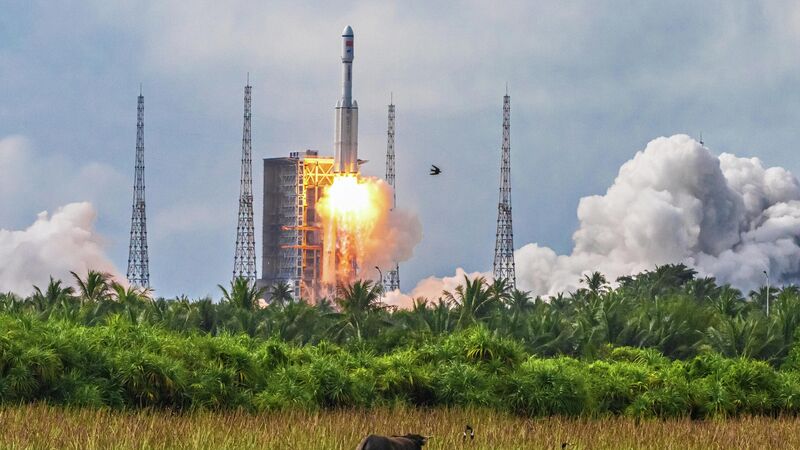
[0,404,797,450]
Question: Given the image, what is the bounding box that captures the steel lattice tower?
[493,90,516,287]
[233,80,257,281]
[127,89,150,287]
[384,99,400,291]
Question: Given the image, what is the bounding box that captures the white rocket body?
[334,25,358,174]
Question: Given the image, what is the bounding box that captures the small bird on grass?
[462,425,474,441]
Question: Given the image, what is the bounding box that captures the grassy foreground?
[0,405,797,450]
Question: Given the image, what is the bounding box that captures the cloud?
[0,202,122,295]
[515,134,800,295]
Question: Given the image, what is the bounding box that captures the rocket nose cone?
[342,25,354,37]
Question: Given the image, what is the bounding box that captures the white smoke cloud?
[384,267,487,309]
[0,202,122,295]
[516,134,800,295]
[361,178,424,273]
[392,134,800,306]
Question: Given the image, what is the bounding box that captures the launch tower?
[127,88,150,288]
[233,79,257,281]
[493,90,516,287]
[384,100,400,291]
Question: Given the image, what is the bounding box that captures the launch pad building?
[261,151,335,300]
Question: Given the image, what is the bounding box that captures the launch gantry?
[493,89,516,288]
[384,99,400,292]
[233,79,258,281]
[127,88,150,288]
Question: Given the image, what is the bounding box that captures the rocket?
[334,25,358,174]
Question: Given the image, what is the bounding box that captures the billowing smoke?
[358,178,423,273]
[517,134,800,295]
[393,134,800,306]
[317,175,422,287]
[0,202,122,294]
[384,267,484,309]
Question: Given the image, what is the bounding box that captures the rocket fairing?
[334,25,358,174]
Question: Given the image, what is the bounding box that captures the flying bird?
[429,165,442,175]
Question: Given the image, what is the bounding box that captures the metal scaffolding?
[127,88,150,288]
[262,152,334,301]
[493,90,516,287]
[233,81,257,281]
[384,100,400,291]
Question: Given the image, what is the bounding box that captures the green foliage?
[503,357,589,416]
[8,266,800,418]
[3,313,800,418]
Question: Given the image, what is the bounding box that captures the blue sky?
[1,1,799,298]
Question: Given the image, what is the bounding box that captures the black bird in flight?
[429,165,442,175]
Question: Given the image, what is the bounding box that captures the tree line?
[1,264,798,364]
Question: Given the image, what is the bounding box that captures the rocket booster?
[334,25,358,173]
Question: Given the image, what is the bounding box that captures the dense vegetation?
[3,264,800,418]
[2,264,798,361]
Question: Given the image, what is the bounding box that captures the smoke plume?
[0,202,122,294]
[383,267,484,309]
[393,134,800,306]
[358,178,423,273]
[516,134,800,295]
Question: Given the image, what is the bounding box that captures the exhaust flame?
[318,174,382,286]
[317,173,422,290]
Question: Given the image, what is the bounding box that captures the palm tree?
[315,297,335,314]
[268,281,294,307]
[749,286,778,315]
[580,271,609,296]
[111,282,153,325]
[31,277,75,312]
[218,277,266,311]
[505,288,533,336]
[685,276,720,303]
[70,270,113,304]
[443,275,495,328]
[112,282,152,303]
[705,314,777,359]
[274,300,321,343]
[329,279,385,341]
[488,278,512,304]
[770,286,800,359]
[711,286,746,317]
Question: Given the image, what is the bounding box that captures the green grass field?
[0,405,796,450]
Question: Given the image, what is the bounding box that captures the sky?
[1,1,799,298]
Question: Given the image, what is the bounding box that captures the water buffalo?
[355,434,428,450]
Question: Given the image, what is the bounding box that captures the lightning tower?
[493,89,516,287]
[127,88,150,287]
[384,98,400,291]
[233,78,257,281]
